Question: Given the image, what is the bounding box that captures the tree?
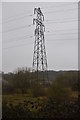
[48,74,73,102]
[12,68,30,93]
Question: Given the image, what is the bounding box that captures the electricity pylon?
[32,7,49,85]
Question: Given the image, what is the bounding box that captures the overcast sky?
[2,2,78,72]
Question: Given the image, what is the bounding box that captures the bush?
[31,83,46,97]
[48,81,72,102]
[2,102,31,119]
[37,98,79,118]
[51,87,71,101]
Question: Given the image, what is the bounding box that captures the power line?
[2,3,77,21]
[46,28,77,33]
[3,37,78,50]
[2,14,33,24]
[46,38,78,41]
[3,10,32,21]
[2,3,77,22]
[1,24,32,33]
[1,16,78,25]
[3,31,77,44]
[2,28,77,43]
[3,42,33,50]
[45,17,78,22]
[3,28,78,44]
[46,32,78,35]
[1,19,78,34]
[1,7,78,24]
[44,7,78,14]
[42,2,78,9]
[45,19,78,25]
[3,35,34,44]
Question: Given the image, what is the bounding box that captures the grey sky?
[2,2,78,72]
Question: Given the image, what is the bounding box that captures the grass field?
[2,91,79,119]
[3,94,45,112]
[3,91,78,111]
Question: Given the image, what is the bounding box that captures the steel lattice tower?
[32,7,49,85]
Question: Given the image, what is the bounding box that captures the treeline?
[2,67,78,98]
[3,67,32,94]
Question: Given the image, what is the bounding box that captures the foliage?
[47,74,73,102]
[2,95,79,119]
[2,101,31,119]
[31,83,46,97]
[48,85,72,102]
[37,98,79,118]
[2,68,79,118]
[2,67,78,95]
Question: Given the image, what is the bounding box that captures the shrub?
[31,83,46,97]
[48,83,72,102]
